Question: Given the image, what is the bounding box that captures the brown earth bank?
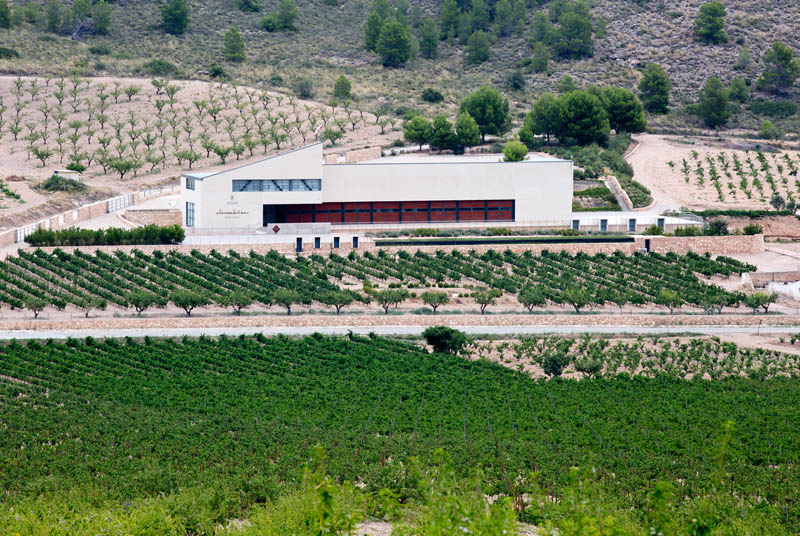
[1,312,797,333]
[725,215,800,238]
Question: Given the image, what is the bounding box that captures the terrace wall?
[17,234,763,258]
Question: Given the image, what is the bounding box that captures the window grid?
[186,202,195,227]
[232,179,321,192]
[185,177,195,190]
[282,200,514,224]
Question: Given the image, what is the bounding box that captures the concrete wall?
[323,159,573,221]
[183,144,323,229]
[183,143,574,229]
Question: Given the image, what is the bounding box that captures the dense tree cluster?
[528,0,594,61]
[364,0,416,67]
[261,0,298,32]
[694,1,728,45]
[519,85,645,148]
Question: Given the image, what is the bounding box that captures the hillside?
[0,0,798,124]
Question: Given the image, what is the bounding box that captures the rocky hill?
[0,0,798,121]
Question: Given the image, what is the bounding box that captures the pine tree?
[419,16,439,59]
[376,17,414,67]
[440,0,459,39]
[698,77,730,128]
[223,26,246,62]
[466,30,490,64]
[638,63,670,114]
[0,0,11,29]
[494,0,513,37]
[470,0,490,32]
[91,0,111,35]
[162,0,189,35]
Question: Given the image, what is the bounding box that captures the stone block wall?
[635,234,764,255]
[124,209,182,226]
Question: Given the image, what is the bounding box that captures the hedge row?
[25,225,185,246]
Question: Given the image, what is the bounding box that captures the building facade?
[180,143,572,230]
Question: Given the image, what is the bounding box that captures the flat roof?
[345,152,568,165]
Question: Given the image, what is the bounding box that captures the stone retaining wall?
[636,234,764,255]
[18,234,764,258]
[124,209,182,226]
[1,312,797,333]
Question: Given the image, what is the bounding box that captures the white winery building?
[180,143,573,231]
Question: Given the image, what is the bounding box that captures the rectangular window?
[572,219,580,231]
[185,177,195,190]
[185,202,195,227]
[352,236,359,249]
[314,237,321,249]
[232,179,321,192]
[600,219,608,232]
[657,218,665,229]
[333,236,340,249]
[628,218,636,232]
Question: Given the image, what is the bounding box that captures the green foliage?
[742,222,763,235]
[377,17,415,67]
[518,284,546,311]
[602,87,646,133]
[318,289,355,314]
[703,217,729,235]
[759,119,781,140]
[749,98,797,118]
[563,285,591,312]
[38,173,87,193]
[557,90,610,145]
[744,291,777,314]
[271,288,301,315]
[698,76,730,128]
[219,290,255,314]
[222,26,245,62]
[237,0,260,12]
[472,287,501,314]
[557,74,577,93]
[90,0,112,35]
[757,42,800,94]
[141,58,181,77]
[454,111,480,151]
[0,0,10,29]
[552,0,594,59]
[418,16,439,59]
[421,87,443,103]
[25,224,184,246]
[728,76,748,103]
[530,41,550,73]
[44,0,62,33]
[169,289,210,317]
[694,1,728,44]
[374,287,409,313]
[126,290,163,316]
[422,326,466,354]
[458,86,510,143]
[402,115,432,149]
[293,77,314,98]
[420,290,450,314]
[503,140,527,162]
[161,0,189,35]
[332,74,351,99]
[0,46,19,59]
[465,29,490,64]
[638,63,671,114]
[429,114,456,152]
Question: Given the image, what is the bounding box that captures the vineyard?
[0,75,383,182]
[668,148,800,208]
[0,248,755,315]
[0,334,798,532]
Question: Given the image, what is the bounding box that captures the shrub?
[503,140,528,162]
[413,228,437,237]
[237,0,260,12]
[0,46,19,59]
[422,326,467,354]
[742,223,763,235]
[643,225,663,235]
[38,174,86,193]
[141,59,181,77]
[421,87,444,103]
[270,74,284,86]
[703,218,729,236]
[25,225,185,246]
[88,44,111,56]
[293,78,314,99]
[748,99,797,118]
[673,226,700,236]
